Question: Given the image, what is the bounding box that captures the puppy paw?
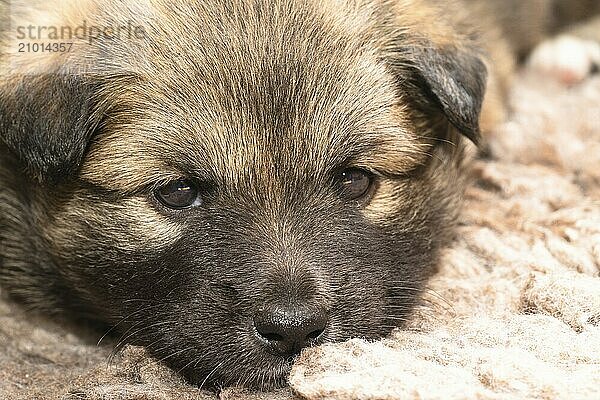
[527,35,600,85]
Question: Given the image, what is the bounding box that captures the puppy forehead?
[83,69,420,190]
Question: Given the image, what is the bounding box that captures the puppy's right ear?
[404,44,487,145]
[0,73,102,184]
[384,36,488,146]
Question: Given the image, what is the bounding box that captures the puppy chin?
[177,352,293,390]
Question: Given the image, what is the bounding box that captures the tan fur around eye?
[363,179,404,224]
[42,194,182,253]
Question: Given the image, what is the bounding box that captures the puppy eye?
[155,179,201,209]
[338,168,372,200]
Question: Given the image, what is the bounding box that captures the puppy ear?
[0,74,101,184]
[396,43,488,145]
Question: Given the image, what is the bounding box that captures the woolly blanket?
[1,71,599,400]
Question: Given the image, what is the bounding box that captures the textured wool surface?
[1,72,600,400]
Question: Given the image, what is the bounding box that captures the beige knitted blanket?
[1,72,599,400]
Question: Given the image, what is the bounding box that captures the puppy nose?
[254,306,327,356]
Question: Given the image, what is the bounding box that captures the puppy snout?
[253,305,328,356]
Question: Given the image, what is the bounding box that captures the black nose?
[254,306,328,356]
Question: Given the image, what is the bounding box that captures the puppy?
[0,0,597,389]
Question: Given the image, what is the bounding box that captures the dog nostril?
[254,306,328,356]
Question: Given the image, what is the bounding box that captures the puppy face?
[0,0,486,388]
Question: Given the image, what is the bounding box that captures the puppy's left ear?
[0,74,102,184]
[393,42,488,145]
